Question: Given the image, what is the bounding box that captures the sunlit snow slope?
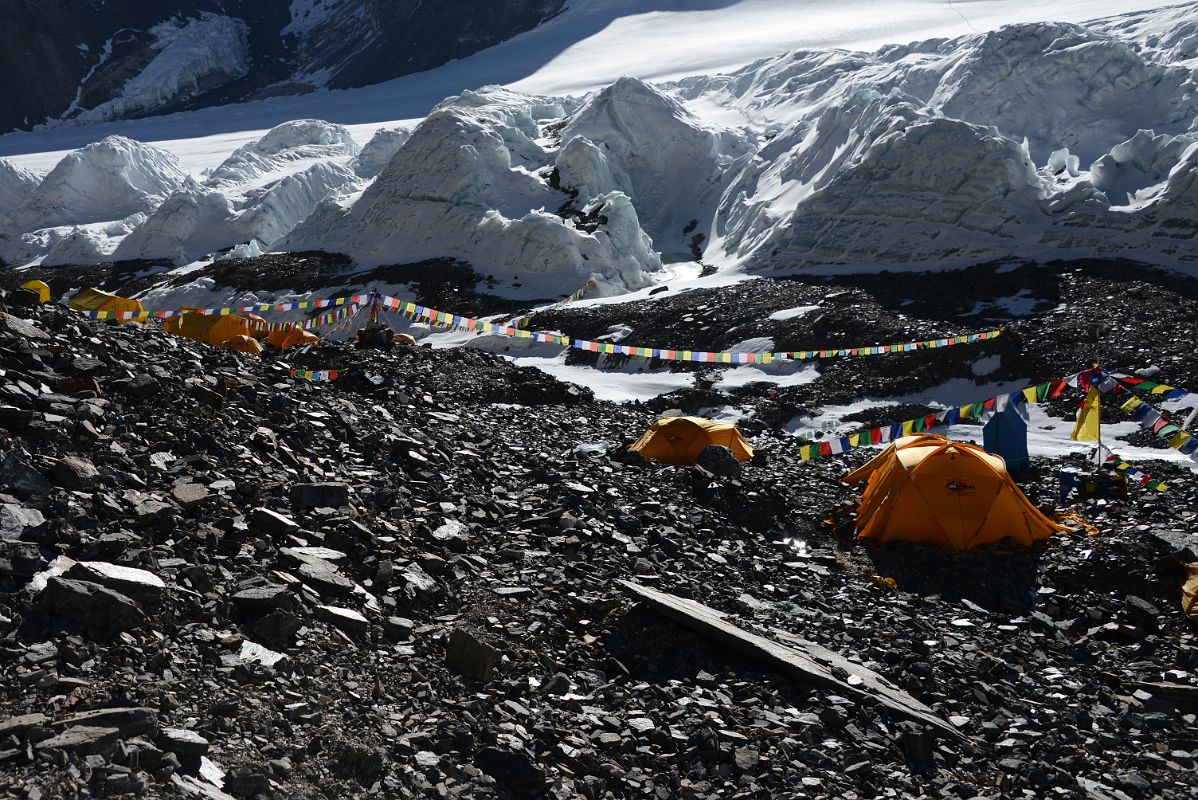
[2,0,1198,297]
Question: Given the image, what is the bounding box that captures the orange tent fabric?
[163,311,251,346]
[221,335,264,354]
[842,435,1066,551]
[267,327,319,350]
[628,416,754,464]
[67,287,143,323]
[245,314,268,339]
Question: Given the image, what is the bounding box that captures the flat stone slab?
[315,604,368,635]
[67,561,165,602]
[619,580,962,738]
[37,725,120,757]
[171,483,210,508]
[0,712,47,738]
[57,706,158,738]
[239,640,288,669]
[250,507,300,538]
[41,577,145,630]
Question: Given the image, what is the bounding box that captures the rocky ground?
[1,257,1198,799]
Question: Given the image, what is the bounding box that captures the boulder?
[52,455,100,490]
[445,628,498,681]
[289,482,350,509]
[41,577,145,629]
[65,561,165,604]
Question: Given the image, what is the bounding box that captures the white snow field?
[3,0,1198,295]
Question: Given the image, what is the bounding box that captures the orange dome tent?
[164,310,251,346]
[628,416,754,465]
[221,335,264,354]
[267,327,319,350]
[842,435,1066,551]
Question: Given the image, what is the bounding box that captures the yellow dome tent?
[67,287,144,322]
[267,327,319,350]
[628,416,754,464]
[163,310,251,346]
[20,280,51,303]
[842,435,1067,551]
[221,334,264,355]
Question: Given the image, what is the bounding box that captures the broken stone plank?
[1125,681,1198,707]
[56,706,158,738]
[618,580,962,738]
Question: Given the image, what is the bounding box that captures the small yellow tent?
[20,280,50,303]
[221,334,264,355]
[267,327,319,350]
[163,311,251,346]
[67,287,144,322]
[843,435,1067,551]
[628,416,754,464]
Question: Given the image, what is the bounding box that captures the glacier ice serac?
[4,3,1198,297]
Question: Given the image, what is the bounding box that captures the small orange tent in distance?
[163,310,251,346]
[629,416,754,464]
[267,327,319,350]
[843,434,1067,551]
[68,287,144,323]
[221,335,264,354]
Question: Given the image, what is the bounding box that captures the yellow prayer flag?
[1071,388,1102,442]
[901,420,915,437]
[1022,387,1038,404]
[1120,396,1144,413]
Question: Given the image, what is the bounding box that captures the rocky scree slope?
[0,282,1196,797]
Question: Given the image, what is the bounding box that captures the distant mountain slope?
[4,1,1198,293]
[0,0,564,134]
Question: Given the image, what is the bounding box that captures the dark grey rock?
[52,455,99,490]
[41,577,144,629]
[37,726,119,758]
[290,481,350,509]
[250,507,300,538]
[446,628,498,682]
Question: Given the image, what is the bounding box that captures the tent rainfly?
[20,280,50,303]
[628,416,754,464]
[67,288,144,323]
[267,327,319,350]
[163,311,251,346]
[843,434,1066,551]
